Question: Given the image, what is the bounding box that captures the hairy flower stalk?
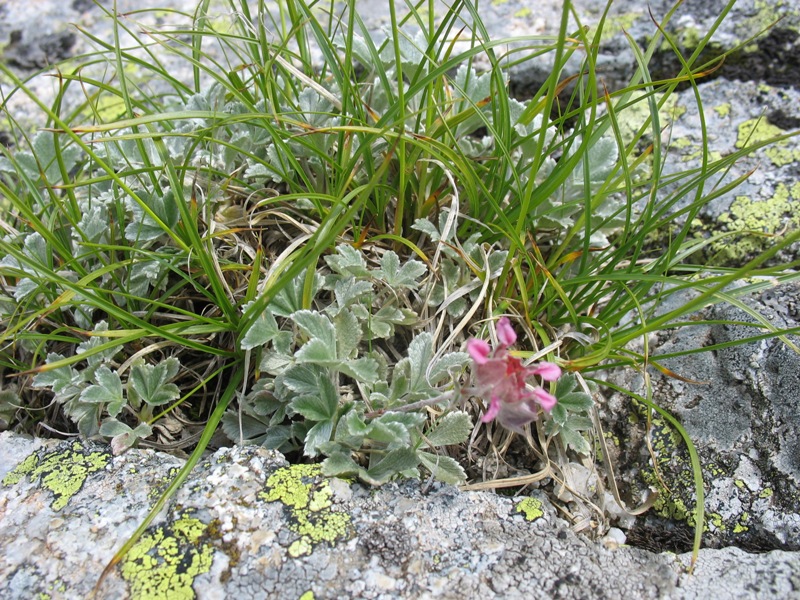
[467,317,561,432]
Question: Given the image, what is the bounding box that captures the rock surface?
[2,431,799,600]
[601,282,800,554]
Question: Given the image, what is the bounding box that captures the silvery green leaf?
[280,364,325,396]
[453,65,494,136]
[366,305,417,340]
[324,245,370,277]
[380,29,427,79]
[80,366,124,416]
[76,206,110,245]
[428,352,469,386]
[289,375,338,421]
[340,357,379,384]
[558,424,592,455]
[291,394,333,422]
[271,273,321,317]
[418,452,466,485]
[297,87,333,128]
[221,411,269,443]
[365,420,410,448]
[124,189,180,242]
[388,358,410,400]
[23,232,48,267]
[334,308,361,358]
[558,391,594,413]
[341,408,368,437]
[379,251,426,289]
[22,131,82,184]
[129,260,166,298]
[584,135,619,183]
[425,411,472,447]
[379,412,427,429]
[322,451,361,477]
[294,338,338,365]
[292,310,337,348]
[99,418,132,438]
[364,448,419,485]
[65,400,102,438]
[406,332,433,393]
[410,218,441,241]
[128,358,181,407]
[333,277,373,309]
[303,419,334,457]
[240,303,280,350]
[457,135,494,158]
[13,278,38,301]
[549,402,569,427]
[109,421,153,455]
[32,354,82,399]
[259,350,293,374]
[244,162,273,179]
[445,297,467,318]
[487,250,509,277]
[333,32,373,69]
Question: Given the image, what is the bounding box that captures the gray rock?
[601,282,800,553]
[1,431,798,599]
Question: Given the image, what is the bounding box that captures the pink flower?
[467,318,562,433]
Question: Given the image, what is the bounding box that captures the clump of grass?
[1,0,798,580]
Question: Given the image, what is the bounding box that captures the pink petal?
[495,401,538,433]
[467,338,491,365]
[481,395,501,423]
[531,362,561,381]
[533,387,557,412]
[496,317,517,347]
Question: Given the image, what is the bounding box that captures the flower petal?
[467,338,491,365]
[533,387,557,412]
[531,362,561,381]
[481,395,501,423]
[496,317,517,347]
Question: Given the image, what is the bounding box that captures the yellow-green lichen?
[298,592,315,600]
[592,12,640,44]
[2,442,111,511]
[514,8,532,18]
[120,514,214,600]
[734,512,750,534]
[258,464,353,558]
[614,92,684,146]
[516,497,544,522]
[711,183,800,262]
[736,118,800,166]
[759,488,774,498]
[714,103,731,118]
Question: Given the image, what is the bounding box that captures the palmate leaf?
[289,374,338,421]
[128,357,181,408]
[424,411,472,447]
[292,310,337,348]
[418,451,467,485]
[378,251,426,289]
[124,189,180,242]
[100,420,153,455]
[80,366,125,417]
[365,304,418,339]
[363,448,420,485]
[303,419,334,457]
[240,304,280,350]
[324,245,370,277]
